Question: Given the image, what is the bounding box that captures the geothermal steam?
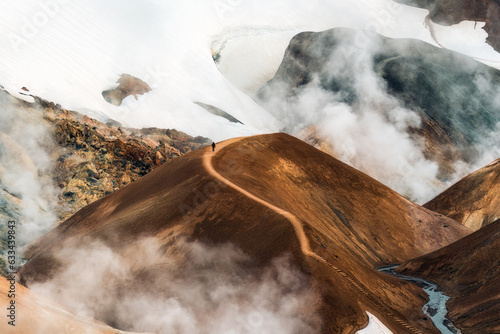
[30,238,321,334]
[0,93,57,248]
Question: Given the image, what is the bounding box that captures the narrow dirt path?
[203,139,424,334]
[203,138,313,257]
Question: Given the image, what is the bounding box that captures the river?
[379,265,462,334]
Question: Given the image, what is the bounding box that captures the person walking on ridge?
[212,142,216,151]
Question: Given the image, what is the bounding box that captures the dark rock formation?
[397,0,500,52]
[194,102,243,124]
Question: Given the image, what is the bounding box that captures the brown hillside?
[397,219,500,333]
[424,158,500,231]
[19,133,469,333]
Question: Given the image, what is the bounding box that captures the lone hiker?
[212,142,216,151]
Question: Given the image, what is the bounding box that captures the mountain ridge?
[424,158,500,230]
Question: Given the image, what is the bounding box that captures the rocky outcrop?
[37,97,212,222]
[194,102,243,124]
[424,158,500,230]
[397,0,500,52]
[102,73,151,106]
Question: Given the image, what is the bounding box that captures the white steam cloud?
[30,238,321,334]
[260,37,441,203]
[0,92,58,247]
[469,73,500,169]
[259,32,500,204]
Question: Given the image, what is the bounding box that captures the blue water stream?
[379,265,462,334]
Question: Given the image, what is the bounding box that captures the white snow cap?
[1,0,499,141]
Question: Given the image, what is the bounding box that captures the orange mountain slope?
[19,133,470,333]
[424,158,500,231]
[397,219,500,333]
[0,277,123,334]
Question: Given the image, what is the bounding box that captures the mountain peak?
[19,133,468,333]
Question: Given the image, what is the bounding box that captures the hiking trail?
[203,139,424,334]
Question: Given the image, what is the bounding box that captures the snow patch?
[356,312,393,334]
[430,20,500,65]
